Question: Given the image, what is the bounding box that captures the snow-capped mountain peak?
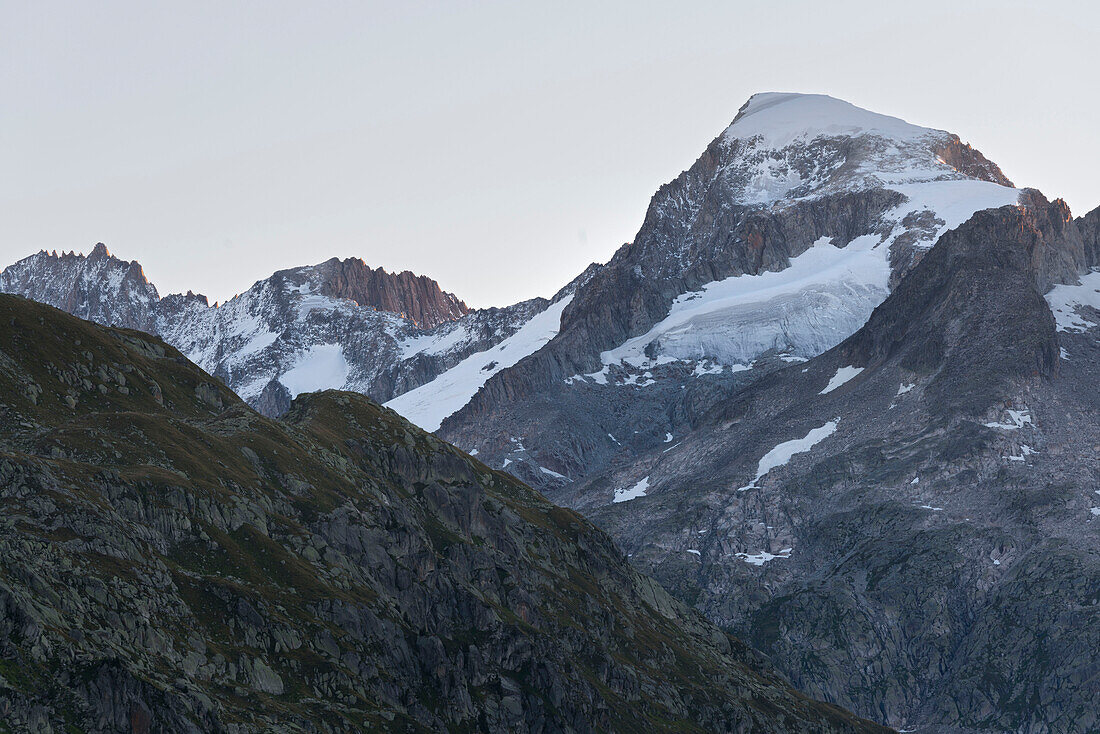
[711,92,1012,208]
[432,92,1027,489]
[725,92,938,148]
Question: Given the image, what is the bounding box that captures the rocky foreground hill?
[0,294,885,732]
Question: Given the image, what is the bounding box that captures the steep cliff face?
[0,294,886,733]
[563,198,1100,732]
[312,256,468,328]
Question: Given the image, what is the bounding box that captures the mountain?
[0,245,550,417]
[0,243,161,332]
[1,96,1018,454]
[306,255,469,328]
[0,293,886,733]
[432,93,1019,489]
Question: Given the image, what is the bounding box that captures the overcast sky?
[2,1,1097,307]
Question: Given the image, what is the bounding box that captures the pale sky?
[2,1,1097,308]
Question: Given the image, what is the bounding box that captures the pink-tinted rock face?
[313,257,468,328]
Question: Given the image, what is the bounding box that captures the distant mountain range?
[1,243,552,416]
[5,92,1100,732]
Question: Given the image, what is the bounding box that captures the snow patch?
[738,420,839,491]
[278,344,349,398]
[983,410,1032,431]
[820,365,864,394]
[693,361,729,376]
[1045,270,1100,332]
[399,322,472,358]
[885,180,1020,249]
[614,476,650,503]
[585,365,610,385]
[735,548,792,566]
[621,371,656,387]
[235,329,278,360]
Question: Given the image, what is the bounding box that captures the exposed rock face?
[557,198,1100,732]
[0,248,542,416]
[0,294,886,733]
[311,256,468,328]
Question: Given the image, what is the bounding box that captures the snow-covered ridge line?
[1,244,548,414]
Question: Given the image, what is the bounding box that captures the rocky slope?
[0,293,887,733]
[0,246,548,416]
[557,196,1100,732]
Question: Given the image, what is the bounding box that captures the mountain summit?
[720,92,1011,199]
